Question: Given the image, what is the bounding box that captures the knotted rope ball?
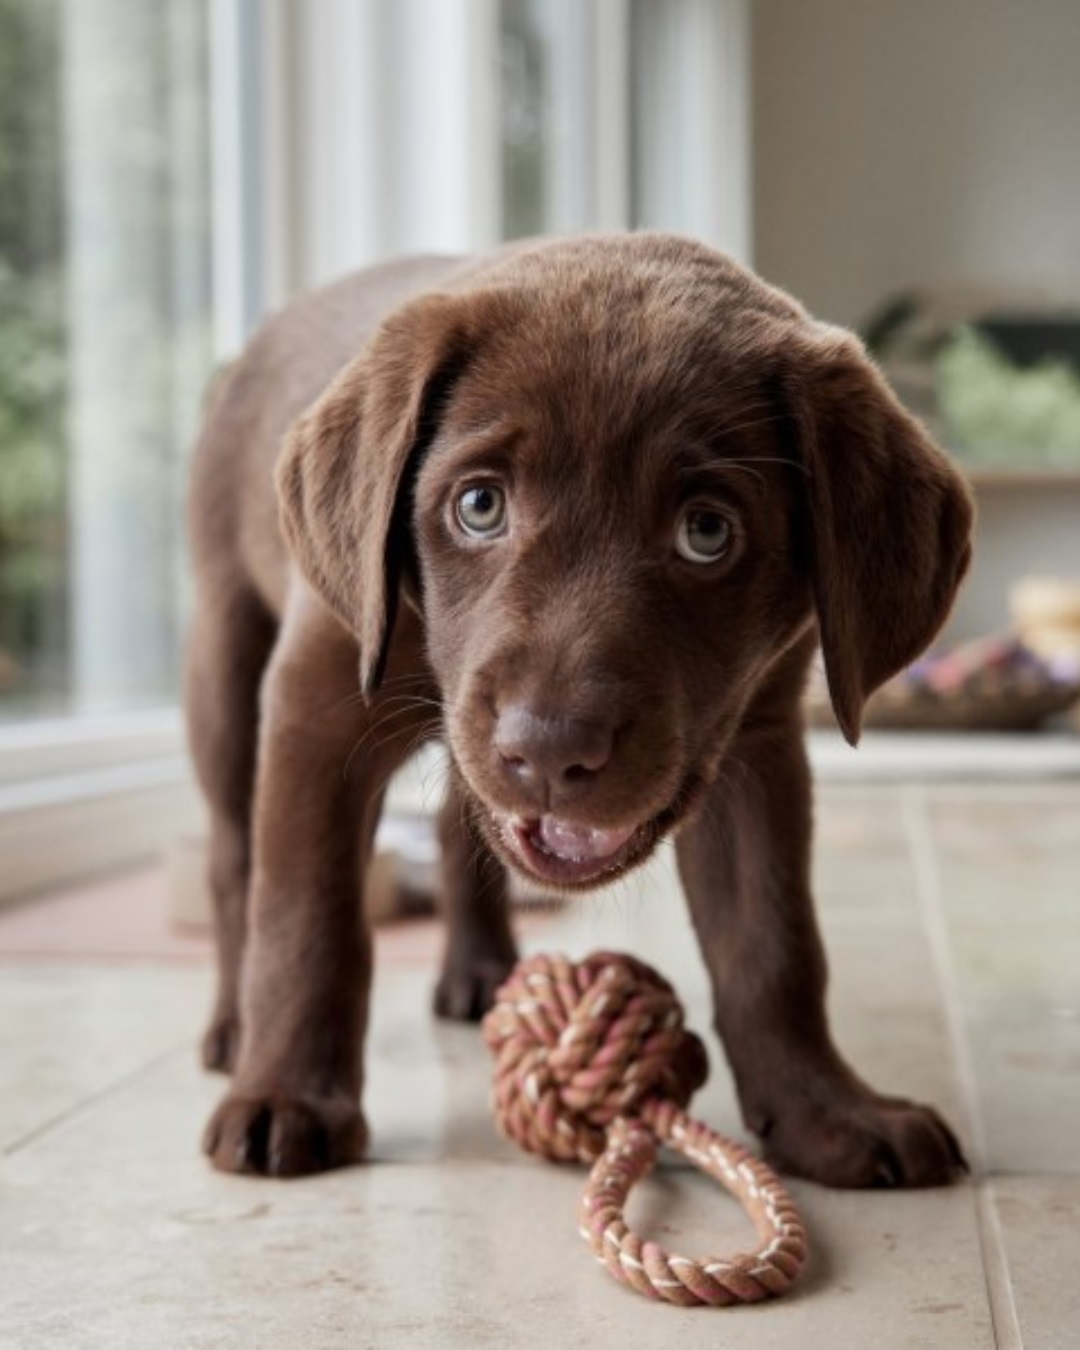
[482,951,808,1307]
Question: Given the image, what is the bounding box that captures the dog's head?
[278,235,973,888]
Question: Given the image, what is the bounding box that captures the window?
[0,0,213,721]
[498,0,749,251]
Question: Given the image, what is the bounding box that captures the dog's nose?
[494,704,614,797]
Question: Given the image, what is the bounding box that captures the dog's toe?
[762,1090,968,1189]
[203,1091,368,1177]
[434,956,515,1022]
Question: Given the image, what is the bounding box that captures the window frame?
[0,0,249,904]
[0,709,202,904]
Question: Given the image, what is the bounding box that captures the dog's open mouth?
[494,812,649,887]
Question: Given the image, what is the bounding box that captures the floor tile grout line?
[975,1179,1026,1350]
[901,785,1023,1350]
[3,1039,194,1159]
[900,785,989,1168]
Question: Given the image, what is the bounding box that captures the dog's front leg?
[433,772,518,1022]
[202,599,418,1177]
[676,719,966,1188]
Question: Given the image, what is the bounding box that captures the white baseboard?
[0,710,204,907]
[0,763,203,907]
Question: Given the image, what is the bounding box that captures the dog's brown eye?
[455,484,507,539]
[676,508,733,563]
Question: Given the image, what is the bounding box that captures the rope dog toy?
[482,951,808,1307]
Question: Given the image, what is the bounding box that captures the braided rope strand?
[579,1108,807,1305]
[483,951,809,1307]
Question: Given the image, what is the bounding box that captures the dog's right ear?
[276,291,490,696]
[784,325,974,744]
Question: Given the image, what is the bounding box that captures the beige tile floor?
[1,781,1078,1348]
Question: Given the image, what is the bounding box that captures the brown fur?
[187,234,972,1185]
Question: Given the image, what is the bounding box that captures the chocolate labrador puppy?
[187,234,972,1186]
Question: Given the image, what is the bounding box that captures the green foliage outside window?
[0,0,67,702]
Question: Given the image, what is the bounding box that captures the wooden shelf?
[964,468,1080,490]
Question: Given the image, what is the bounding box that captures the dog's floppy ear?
[786,327,974,745]
[276,291,485,695]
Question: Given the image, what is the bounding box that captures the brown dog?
[187,234,972,1186]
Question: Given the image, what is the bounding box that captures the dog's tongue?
[537,815,637,863]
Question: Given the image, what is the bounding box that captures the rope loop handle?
[581,1104,807,1306]
[483,951,808,1307]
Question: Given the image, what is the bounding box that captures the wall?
[753,0,1080,648]
[946,484,1080,644]
[752,0,1080,328]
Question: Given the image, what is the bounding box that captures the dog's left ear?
[276,290,495,695]
[786,327,975,745]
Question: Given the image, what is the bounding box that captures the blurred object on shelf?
[806,632,1080,733]
[1010,576,1080,663]
[863,289,1080,474]
[1010,577,1080,733]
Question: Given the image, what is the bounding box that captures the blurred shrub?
[0,0,67,702]
[937,325,1080,469]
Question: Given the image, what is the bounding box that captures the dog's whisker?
[343,711,442,782]
[376,717,443,763]
[359,721,444,806]
[379,671,437,686]
[330,672,437,714]
[332,688,369,713]
[677,450,807,478]
[342,708,425,777]
[372,693,444,713]
[333,682,439,715]
[416,755,450,819]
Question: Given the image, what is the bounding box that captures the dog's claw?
[434,956,516,1023]
[872,1150,903,1188]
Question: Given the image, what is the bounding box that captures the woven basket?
[807,674,1080,733]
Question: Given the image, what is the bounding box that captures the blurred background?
[1,0,1079,903]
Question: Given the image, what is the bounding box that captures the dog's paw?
[434,954,515,1022]
[760,1090,968,1189]
[202,1090,368,1177]
[200,1013,241,1074]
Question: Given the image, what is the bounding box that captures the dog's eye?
[455,484,507,539]
[675,507,733,563]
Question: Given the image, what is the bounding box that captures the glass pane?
[499,0,551,239]
[499,0,603,239]
[0,0,213,721]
